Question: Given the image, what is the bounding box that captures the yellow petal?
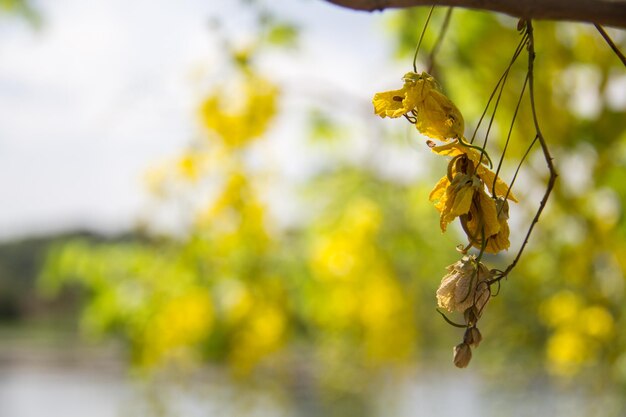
[484,218,510,253]
[431,141,518,203]
[429,176,449,203]
[463,189,500,245]
[477,166,519,203]
[440,174,478,231]
[465,192,511,253]
[373,89,407,118]
[430,141,466,158]
[414,90,464,141]
[478,190,501,238]
[404,73,435,106]
[450,185,474,218]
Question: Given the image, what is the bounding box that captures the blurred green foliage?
[0,0,40,26]
[38,2,626,415]
[0,232,129,323]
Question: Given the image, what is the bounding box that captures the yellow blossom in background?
[309,198,416,363]
[200,76,278,148]
[540,290,615,378]
[140,288,214,367]
[311,234,358,281]
[229,301,288,375]
[539,290,584,327]
[142,150,212,199]
[196,171,271,254]
[373,71,464,141]
[176,152,203,181]
[216,279,255,325]
[178,154,197,181]
[362,276,416,362]
[310,198,381,281]
[546,329,591,377]
[579,306,614,340]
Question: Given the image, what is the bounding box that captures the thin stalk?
[469,33,528,144]
[427,7,453,74]
[498,20,558,281]
[492,74,529,197]
[594,24,626,67]
[413,6,436,72]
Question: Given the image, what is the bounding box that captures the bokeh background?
[1,0,625,416]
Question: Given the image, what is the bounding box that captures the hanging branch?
[323,0,626,29]
[594,24,626,67]
[491,19,558,284]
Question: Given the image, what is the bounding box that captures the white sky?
[0,0,407,240]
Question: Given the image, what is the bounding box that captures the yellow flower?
[431,140,518,203]
[428,139,516,253]
[429,173,481,232]
[373,71,464,141]
[436,255,491,313]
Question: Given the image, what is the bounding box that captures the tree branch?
[324,0,626,29]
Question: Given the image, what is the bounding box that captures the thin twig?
[413,6,436,72]
[500,20,558,279]
[436,309,468,328]
[427,7,454,74]
[499,134,538,213]
[594,24,626,68]
[469,33,528,144]
[492,74,529,198]
[476,60,510,167]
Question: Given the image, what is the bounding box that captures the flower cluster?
[374,71,518,367]
[373,71,464,141]
[428,141,517,253]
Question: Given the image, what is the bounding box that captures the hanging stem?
[594,24,626,68]
[476,61,510,167]
[457,136,493,168]
[436,309,468,328]
[427,7,454,74]
[492,74,529,198]
[469,33,528,144]
[498,134,537,215]
[413,6,436,72]
[494,20,558,283]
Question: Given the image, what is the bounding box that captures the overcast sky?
[0,0,406,240]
